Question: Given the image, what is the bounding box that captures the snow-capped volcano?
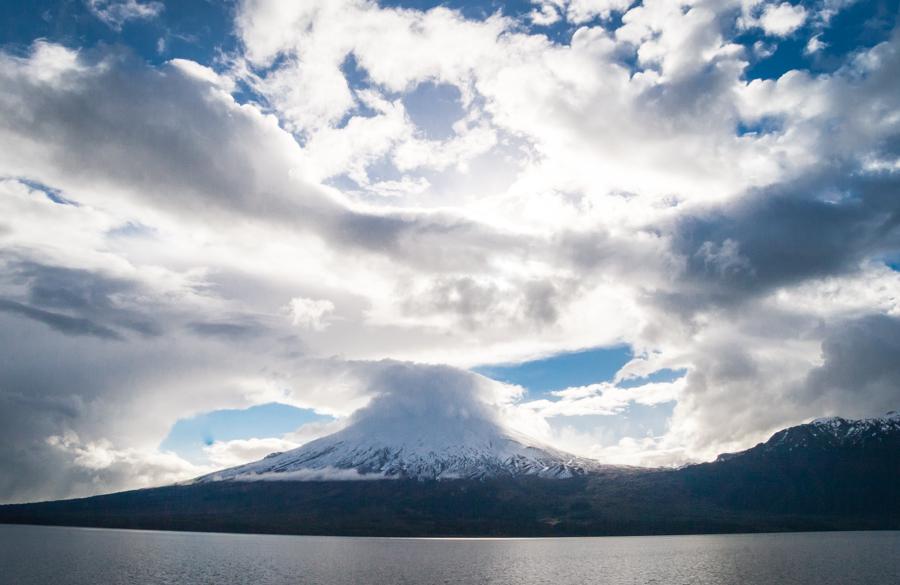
[196,415,598,482]
[196,364,602,482]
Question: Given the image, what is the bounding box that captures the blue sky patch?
[106,221,156,238]
[160,402,332,463]
[403,82,465,141]
[742,0,900,81]
[473,345,632,397]
[737,116,783,137]
[17,178,77,206]
[0,0,236,66]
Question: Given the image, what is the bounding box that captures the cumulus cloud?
[758,2,808,36]
[202,417,349,469]
[738,1,810,37]
[43,431,212,499]
[203,437,301,468]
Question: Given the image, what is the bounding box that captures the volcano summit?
[197,365,603,482]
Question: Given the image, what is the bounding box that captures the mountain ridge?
[715,411,900,462]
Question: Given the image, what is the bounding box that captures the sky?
[0,0,899,503]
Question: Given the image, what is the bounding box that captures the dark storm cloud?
[0,339,110,503]
[0,252,325,504]
[0,298,123,339]
[674,172,900,302]
[0,304,286,503]
[803,314,900,416]
[401,276,574,330]
[187,320,266,340]
[22,261,161,336]
[1,259,162,339]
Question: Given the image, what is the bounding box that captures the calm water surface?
[1,524,898,584]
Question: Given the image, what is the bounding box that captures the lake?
[1,525,898,584]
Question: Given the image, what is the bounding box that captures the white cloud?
[366,176,431,198]
[517,379,684,419]
[86,0,164,30]
[285,297,335,330]
[567,0,635,22]
[806,33,827,54]
[203,437,301,468]
[530,3,561,26]
[46,431,212,492]
[536,0,634,24]
[696,239,755,278]
[755,2,808,37]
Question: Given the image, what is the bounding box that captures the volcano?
[195,373,605,482]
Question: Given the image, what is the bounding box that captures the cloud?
[200,416,349,469]
[1,1,899,500]
[739,1,810,37]
[672,174,900,305]
[45,430,211,487]
[399,275,575,330]
[86,0,164,31]
[285,297,335,330]
[340,361,522,429]
[806,33,827,54]
[530,3,562,26]
[564,0,635,23]
[0,258,163,338]
[187,320,266,340]
[0,299,123,340]
[0,42,538,280]
[802,314,900,416]
[0,44,335,231]
[759,2,808,36]
[202,437,301,469]
[522,379,684,418]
